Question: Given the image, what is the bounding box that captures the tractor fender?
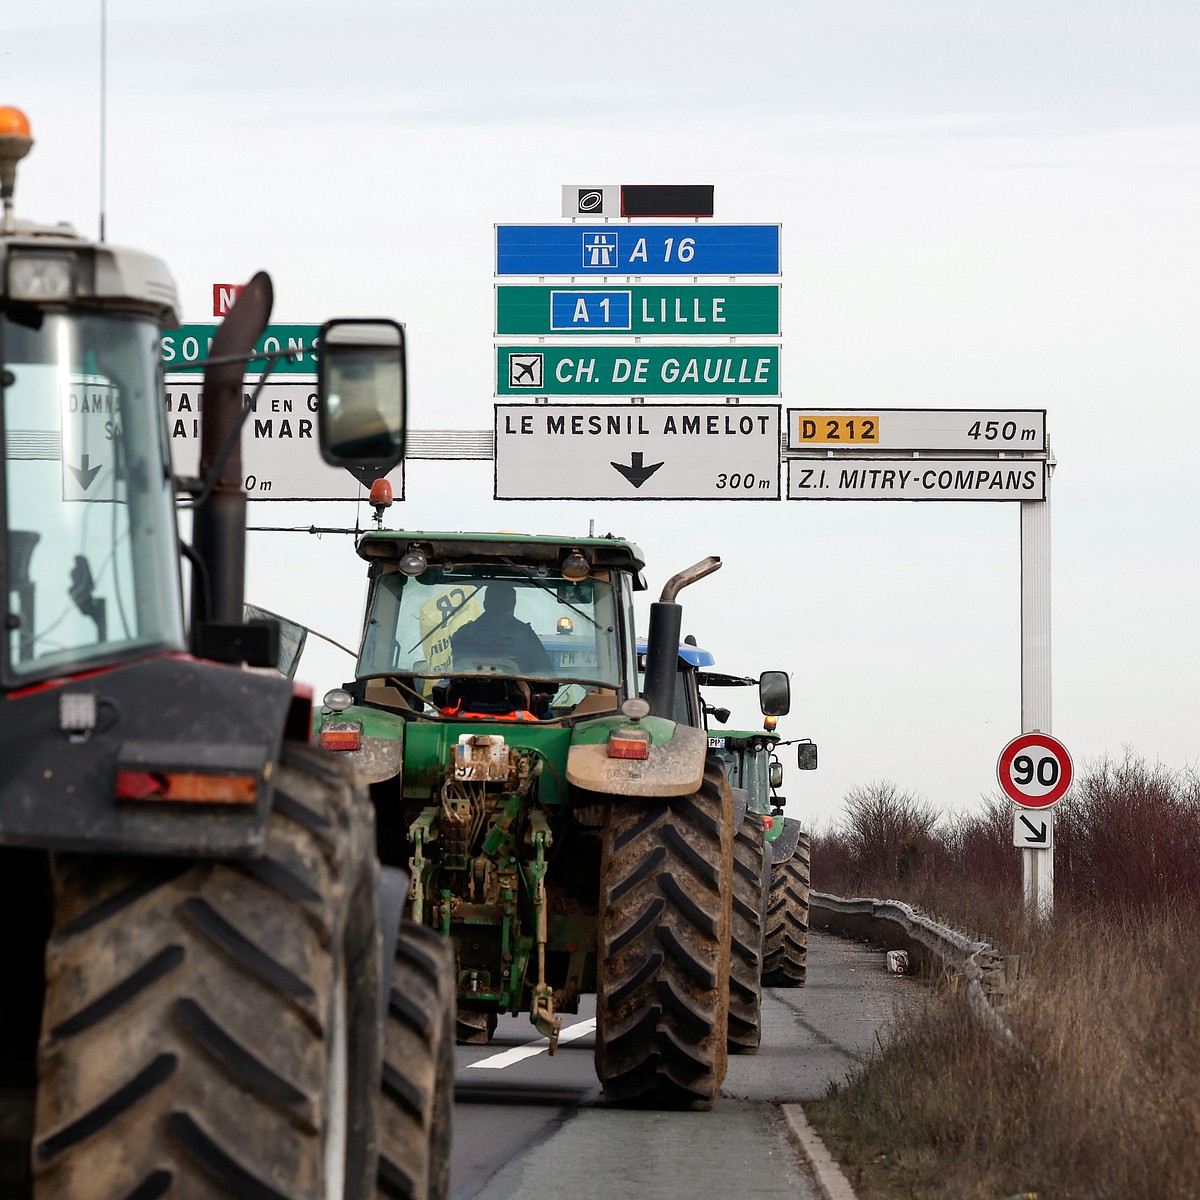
[770,816,805,865]
[343,737,405,785]
[567,718,707,797]
[730,785,749,830]
[314,705,405,784]
[0,655,289,857]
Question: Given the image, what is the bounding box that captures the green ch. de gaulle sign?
[496,345,780,397]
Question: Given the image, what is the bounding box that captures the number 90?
[1012,753,1059,788]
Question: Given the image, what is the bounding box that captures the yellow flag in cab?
[416,586,481,678]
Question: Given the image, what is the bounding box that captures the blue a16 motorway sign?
[495,224,781,276]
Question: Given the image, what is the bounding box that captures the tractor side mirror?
[768,761,784,790]
[244,603,308,679]
[318,319,406,469]
[796,740,818,771]
[758,670,790,716]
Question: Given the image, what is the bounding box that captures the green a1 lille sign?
[495,285,780,337]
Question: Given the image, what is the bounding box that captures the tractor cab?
[2,145,186,684]
[336,531,645,723]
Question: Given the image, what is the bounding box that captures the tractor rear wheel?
[376,920,455,1200]
[595,761,733,1110]
[727,813,766,1054]
[34,742,381,1200]
[763,832,811,988]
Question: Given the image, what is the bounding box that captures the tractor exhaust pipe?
[190,272,273,647]
[643,556,721,719]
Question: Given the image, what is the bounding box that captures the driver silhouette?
[450,581,554,677]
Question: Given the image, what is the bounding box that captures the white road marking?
[466,1017,597,1070]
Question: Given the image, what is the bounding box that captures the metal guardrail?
[811,891,1022,1053]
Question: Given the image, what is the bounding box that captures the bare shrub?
[1055,753,1200,914]
[838,779,939,887]
[814,754,1200,930]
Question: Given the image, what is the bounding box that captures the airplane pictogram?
[508,353,543,388]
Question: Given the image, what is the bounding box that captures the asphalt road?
[449,930,920,1199]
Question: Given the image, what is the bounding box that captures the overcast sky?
[9,2,1199,827]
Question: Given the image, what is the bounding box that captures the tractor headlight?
[8,251,76,302]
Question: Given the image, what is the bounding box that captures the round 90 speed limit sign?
[997,732,1073,809]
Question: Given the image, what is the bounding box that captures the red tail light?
[607,728,650,760]
[320,720,363,751]
[115,770,258,806]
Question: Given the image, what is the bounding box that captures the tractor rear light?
[319,720,362,751]
[115,769,258,806]
[763,814,774,831]
[607,728,650,760]
[7,251,76,302]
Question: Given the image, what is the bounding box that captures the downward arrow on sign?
[69,455,103,490]
[1019,815,1049,844]
[611,451,664,489]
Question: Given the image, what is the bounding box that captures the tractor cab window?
[709,741,738,787]
[1,312,185,681]
[359,564,623,710]
[636,653,693,725]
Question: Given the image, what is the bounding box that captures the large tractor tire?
[727,813,766,1055]
[34,742,382,1200]
[763,832,811,988]
[376,920,455,1200]
[595,761,733,1111]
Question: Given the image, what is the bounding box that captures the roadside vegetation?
[803,754,1200,1200]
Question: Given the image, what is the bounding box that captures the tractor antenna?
[99,0,107,241]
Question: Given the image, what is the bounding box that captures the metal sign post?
[1019,458,1057,919]
[784,413,1058,923]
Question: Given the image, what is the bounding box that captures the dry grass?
[804,754,1200,1199]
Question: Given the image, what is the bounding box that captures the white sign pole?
[1020,449,1055,919]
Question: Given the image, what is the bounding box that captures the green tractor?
[706,724,817,988]
[314,529,737,1110]
[761,739,818,987]
[652,646,793,1051]
[697,662,817,989]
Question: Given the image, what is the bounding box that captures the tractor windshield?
[359,564,623,690]
[1,311,185,682]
